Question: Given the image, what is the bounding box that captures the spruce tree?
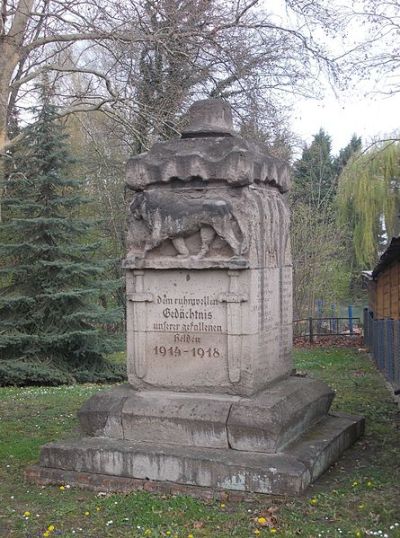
[293,129,336,209]
[0,95,123,385]
[291,131,361,317]
[333,134,362,177]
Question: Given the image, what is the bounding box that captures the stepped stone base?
[77,377,335,453]
[27,412,364,496]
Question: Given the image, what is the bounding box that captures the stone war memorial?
[28,99,364,496]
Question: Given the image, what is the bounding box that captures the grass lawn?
[0,348,399,538]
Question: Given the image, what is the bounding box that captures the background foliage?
[0,91,124,385]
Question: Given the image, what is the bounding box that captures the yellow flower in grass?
[166,532,171,536]
[257,517,267,526]
[43,532,50,537]
[84,511,90,516]
[310,497,318,506]
[354,531,363,538]
[23,511,31,517]
[59,485,65,491]
[188,534,194,538]
[47,525,55,531]
[220,503,225,509]
[144,530,152,537]
[254,530,261,536]
[366,480,373,488]
[270,529,277,535]
[352,481,359,487]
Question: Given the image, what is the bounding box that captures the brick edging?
[25,465,279,503]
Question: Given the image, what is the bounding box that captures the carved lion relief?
[129,190,247,259]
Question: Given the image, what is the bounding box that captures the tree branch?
[10,64,119,99]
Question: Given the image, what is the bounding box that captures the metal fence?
[364,308,400,386]
[293,317,361,342]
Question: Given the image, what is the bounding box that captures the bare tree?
[329,1,400,97]
[1,0,346,156]
[2,0,111,152]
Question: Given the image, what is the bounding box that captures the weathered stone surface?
[181,99,235,137]
[126,184,290,267]
[121,390,236,449]
[78,384,133,437]
[124,100,292,398]
[78,377,333,453]
[39,437,309,494]
[227,377,335,452]
[126,101,290,193]
[289,412,365,481]
[24,465,267,501]
[34,411,363,495]
[125,267,291,395]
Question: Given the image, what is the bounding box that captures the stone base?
[28,413,364,495]
[77,377,335,453]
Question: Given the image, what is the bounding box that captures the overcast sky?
[279,0,400,156]
[291,85,400,155]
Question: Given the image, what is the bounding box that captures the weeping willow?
[337,141,400,268]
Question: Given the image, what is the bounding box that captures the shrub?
[0,361,73,386]
[73,361,127,384]
[0,359,127,386]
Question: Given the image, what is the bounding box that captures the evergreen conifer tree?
[293,129,336,209]
[0,92,124,385]
[333,134,362,177]
[291,131,362,317]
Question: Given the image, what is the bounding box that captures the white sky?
[277,0,400,156]
[291,87,400,155]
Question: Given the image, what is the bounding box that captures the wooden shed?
[367,237,400,320]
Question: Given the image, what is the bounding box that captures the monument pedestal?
[30,409,363,495]
[77,377,335,451]
[29,376,364,495]
[27,99,364,496]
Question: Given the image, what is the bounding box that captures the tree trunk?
[0,46,19,152]
[0,42,20,221]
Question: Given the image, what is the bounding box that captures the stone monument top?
[126,99,291,193]
[181,99,234,137]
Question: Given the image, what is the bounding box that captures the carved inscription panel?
[126,266,291,393]
[128,270,231,389]
[279,266,293,368]
[249,267,292,384]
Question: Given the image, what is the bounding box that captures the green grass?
[0,348,399,538]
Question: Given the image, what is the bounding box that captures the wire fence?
[363,308,400,387]
[293,317,361,343]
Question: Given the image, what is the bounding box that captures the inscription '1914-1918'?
[149,292,225,360]
[153,346,221,358]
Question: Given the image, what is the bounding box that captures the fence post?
[372,318,379,367]
[348,304,354,335]
[395,321,400,387]
[369,311,374,355]
[309,317,313,344]
[377,320,385,370]
[363,308,368,348]
[385,320,394,382]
